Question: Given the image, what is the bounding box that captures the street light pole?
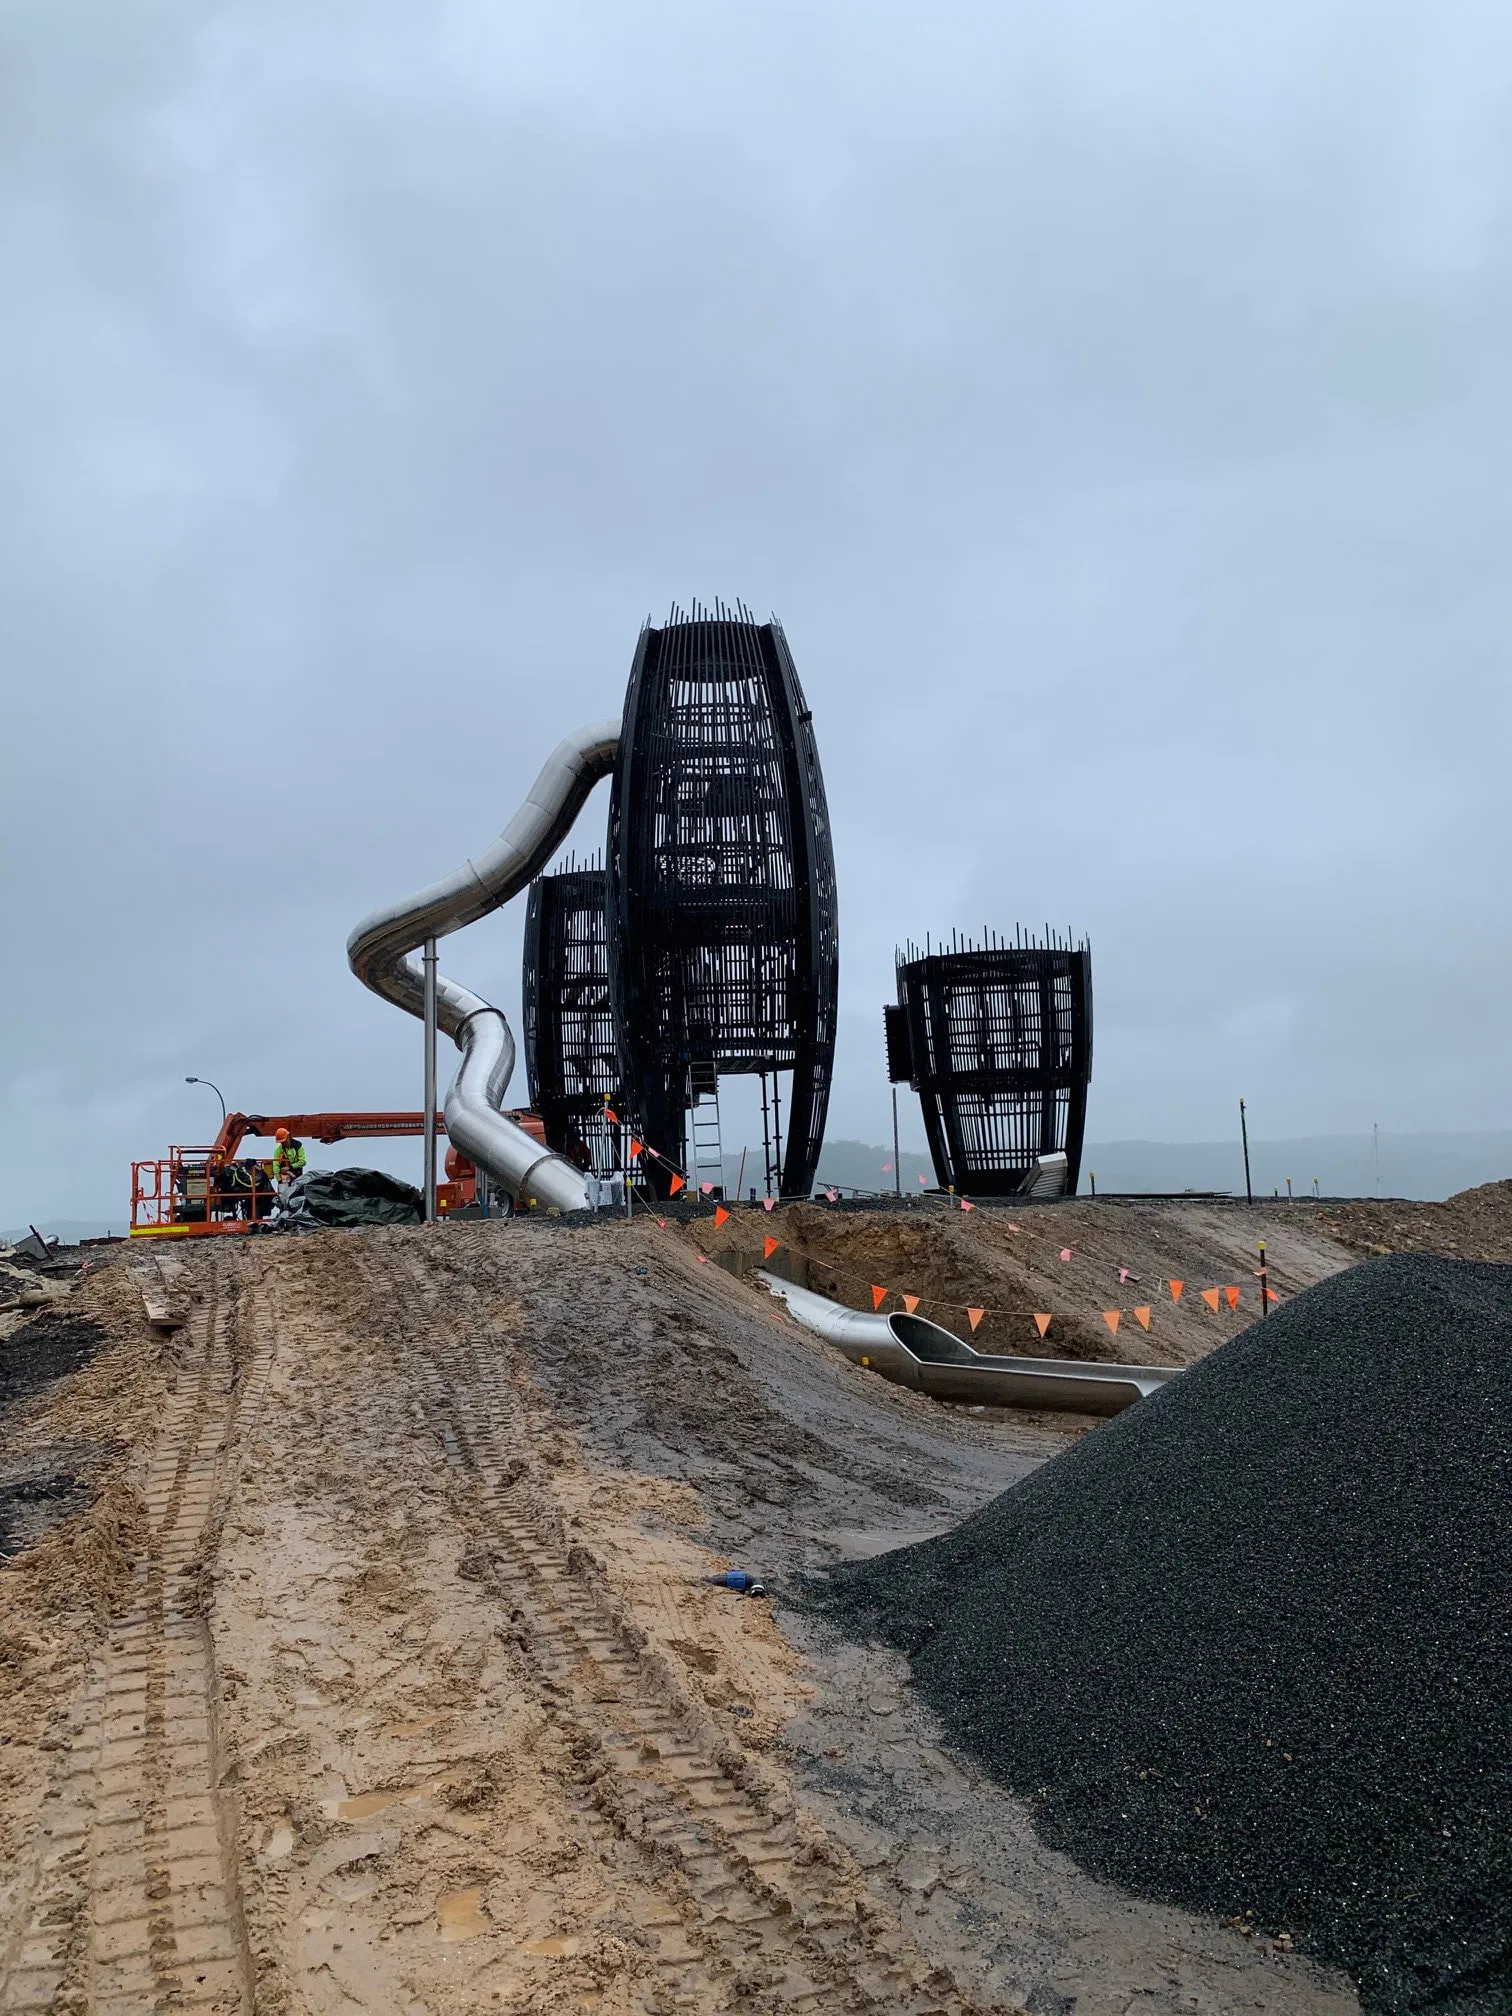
[422,938,439,1224]
[185,1076,227,1130]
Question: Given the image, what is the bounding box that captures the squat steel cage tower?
[888,929,1093,1196]
[606,602,839,1199]
[522,859,621,1179]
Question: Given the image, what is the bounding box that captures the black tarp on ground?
[821,1255,1512,2015]
[274,1168,423,1229]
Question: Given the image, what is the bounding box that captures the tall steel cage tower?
[606,602,839,1199]
[522,859,622,1179]
[887,929,1093,1196]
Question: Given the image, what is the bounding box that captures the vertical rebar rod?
[423,936,438,1224]
[1240,1096,1253,1205]
[892,1086,901,1198]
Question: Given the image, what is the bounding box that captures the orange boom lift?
[129,1110,546,1238]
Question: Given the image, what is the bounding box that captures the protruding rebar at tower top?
[887,927,1093,1197]
[607,602,840,1200]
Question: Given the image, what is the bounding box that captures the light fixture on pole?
[185,1076,227,1129]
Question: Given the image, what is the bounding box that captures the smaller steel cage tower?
[889,930,1093,1196]
[522,860,621,1178]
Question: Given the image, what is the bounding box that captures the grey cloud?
[4,0,1511,1221]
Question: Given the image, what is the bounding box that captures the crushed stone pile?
[824,1254,1511,2014]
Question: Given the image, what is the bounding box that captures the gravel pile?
[824,1254,1511,2013]
[1,1310,106,1410]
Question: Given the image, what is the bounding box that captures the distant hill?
[798,1132,1512,1203]
[1080,1133,1512,1201]
[3,1218,122,1247]
[811,1139,935,1196]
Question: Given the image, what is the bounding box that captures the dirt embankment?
[678,1194,1359,1367]
[0,1215,1367,2013]
[1321,1178,1512,1262]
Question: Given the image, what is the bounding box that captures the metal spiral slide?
[347,720,620,1212]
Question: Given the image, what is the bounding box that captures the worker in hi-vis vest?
[272,1128,307,1195]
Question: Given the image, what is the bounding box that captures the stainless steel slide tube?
[759,1274,1180,1416]
[348,720,620,1212]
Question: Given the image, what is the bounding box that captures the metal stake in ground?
[892,1086,901,1198]
[423,935,438,1224]
[1239,1096,1253,1205]
[1258,1239,1269,1316]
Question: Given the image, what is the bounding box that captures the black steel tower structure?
[521,860,621,1178]
[606,603,839,1198]
[887,930,1093,1196]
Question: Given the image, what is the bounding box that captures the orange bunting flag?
[961,1198,975,1212]
[1225,1285,1240,1310]
[1103,1310,1121,1334]
[655,1217,667,1230]
[668,1173,685,1195]
[713,1205,729,1229]
[902,1293,920,1314]
[1007,1222,1020,1233]
[1033,1312,1052,1338]
[1168,1279,1184,1301]
[871,1284,888,1311]
[1265,1287,1281,1303]
[1200,1287,1221,1312]
[918,1172,927,1185]
[763,1235,779,1259]
[882,1161,893,1173]
[967,1306,985,1332]
[1134,1305,1152,1330]
[604,1107,619,1123]
[628,1137,642,1158]
[1060,1247,1072,1262]
[763,1196,776,1212]
[695,1253,707,1263]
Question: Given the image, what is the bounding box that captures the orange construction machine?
[129,1110,546,1238]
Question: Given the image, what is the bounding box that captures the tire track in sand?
[1,1258,270,2015]
[395,1247,1001,2015]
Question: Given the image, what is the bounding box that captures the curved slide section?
[759,1273,1179,1416]
[347,720,620,1211]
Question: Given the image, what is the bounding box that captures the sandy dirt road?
[0,1211,1365,2014]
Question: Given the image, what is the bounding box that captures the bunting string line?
[645,1205,1284,1338]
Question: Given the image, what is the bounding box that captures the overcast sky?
[4,0,1512,1225]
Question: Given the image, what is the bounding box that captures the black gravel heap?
[823,1255,1512,2014]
